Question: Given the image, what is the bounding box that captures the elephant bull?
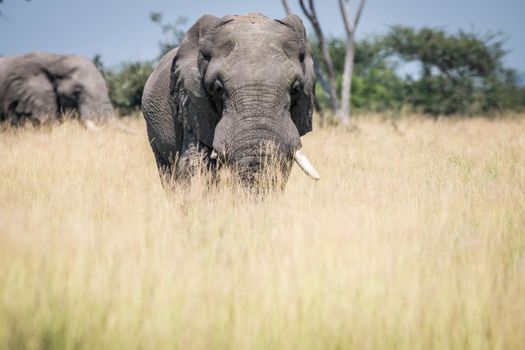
[142,13,320,189]
[0,51,113,125]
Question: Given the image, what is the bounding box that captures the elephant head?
[0,52,113,125]
[47,54,114,120]
[170,13,320,187]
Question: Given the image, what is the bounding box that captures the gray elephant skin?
[142,13,320,188]
[0,51,113,125]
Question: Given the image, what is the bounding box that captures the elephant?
[0,51,113,125]
[142,13,320,189]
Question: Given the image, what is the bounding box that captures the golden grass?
[0,115,524,349]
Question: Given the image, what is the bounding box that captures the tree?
[338,0,366,123]
[92,54,105,74]
[298,0,339,113]
[149,12,187,58]
[0,0,30,16]
[87,14,189,116]
[105,61,154,115]
[281,0,292,15]
[383,26,521,115]
[93,56,153,115]
[314,37,404,112]
[281,0,330,123]
[294,0,366,123]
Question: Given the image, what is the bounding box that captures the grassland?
[0,114,524,349]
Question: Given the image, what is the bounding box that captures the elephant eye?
[201,51,212,61]
[291,80,302,95]
[212,79,223,95]
[73,85,83,96]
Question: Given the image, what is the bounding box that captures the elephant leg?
[175,129,214,181]
[145,119,179,185]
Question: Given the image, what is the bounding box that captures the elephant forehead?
[221,22,293,41]
[205,25,302,59]
[229,13,271,24]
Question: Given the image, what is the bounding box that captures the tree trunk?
[338,0,366,123]
[299,0,339,113]
[281,0,292,15]
[340,35,355,124]
[321,47,339,113]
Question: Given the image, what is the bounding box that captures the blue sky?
[1,0,524,72]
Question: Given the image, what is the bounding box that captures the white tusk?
[294,149,321,181]
[82,119,103,131]
[210,150,218,160]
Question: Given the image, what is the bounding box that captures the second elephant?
[0,51,113,125]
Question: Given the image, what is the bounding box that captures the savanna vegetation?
[94,17,525,118]
[2,4,524,349]
[1,115,524,348]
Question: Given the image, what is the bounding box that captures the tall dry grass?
[0,115,524,349]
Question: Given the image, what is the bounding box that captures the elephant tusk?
[294,149,321,181]
[210,150,218,160]
[82,119,103,131]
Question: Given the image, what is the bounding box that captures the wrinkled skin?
[0,51,113,125]
[142,13,316,189]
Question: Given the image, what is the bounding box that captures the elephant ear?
[276,14,316,136]
[3,68,57,124]
[170,15,222,148]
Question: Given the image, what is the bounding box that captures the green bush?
[311,28,525,116]
[93,56,153,116]
[91,21,525,118]
[105,61,154,116]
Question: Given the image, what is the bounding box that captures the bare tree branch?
[0,0,31,16]
[281,0,292,16]
[298,0,312,19]
[339,0,354,35]
[299,0,367,121]
[353,0,366,31]
[283,0,328,121]
[299,0,339,112]
[339,0,366,36]
[339,0,366,123]
[313,59,330,99]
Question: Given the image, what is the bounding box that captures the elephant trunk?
[231,127,296,186]
[79,96,114,121]
[213,106,300,186]
[212,83,320,186]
